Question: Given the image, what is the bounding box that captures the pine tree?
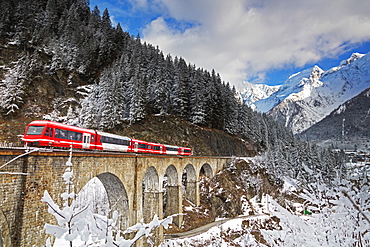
[129,74,147,123]
[190,68,208,126]
[171,57,191,119]
[223,83,239,133]
[96,63,126,130]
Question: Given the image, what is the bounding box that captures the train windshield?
[26,126,45,135]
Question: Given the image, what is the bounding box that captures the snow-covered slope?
[244,52,370,134]
[253,65,324,113]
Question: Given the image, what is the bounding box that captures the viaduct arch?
[0,150,231,246]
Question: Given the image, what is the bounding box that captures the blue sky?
[90,0,370,88]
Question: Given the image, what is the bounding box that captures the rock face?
[243,52,370,134]
[179,158,284,232]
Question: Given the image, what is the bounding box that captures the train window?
[138,143,147,149]
[44,127,53,137]
[100,136,106,143]
[166,147,179,152]
[153,146,161,151]
[184,150,191,153]
[100,135,130,146]
[91,135,95,143]
[44,127,50,136]
[55,129,82,141]
[55,129,66,139]
[26,126,45,135]
[76,133,82,141]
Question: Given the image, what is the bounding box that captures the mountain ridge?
[242,51,370,134]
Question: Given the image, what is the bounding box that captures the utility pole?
[342,118,345,141]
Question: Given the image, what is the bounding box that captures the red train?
[22,120,192,155]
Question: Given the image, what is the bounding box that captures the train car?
[129,139,151,153]
[22,120,97,149]
[164,145,180,155]
[164,145,192,156]
[97,131,131,152]
[146,142,165,155]
[178,147,192,156]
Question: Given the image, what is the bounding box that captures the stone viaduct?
[0,148,232,246]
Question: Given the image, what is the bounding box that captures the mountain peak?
[339,52,365,67]
[241,82,280,107]
[323,52,366,76]
[309,65,324,81]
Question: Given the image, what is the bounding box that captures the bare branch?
[44,201,66,219]
[70,204,90,220]
[0,172,29,175]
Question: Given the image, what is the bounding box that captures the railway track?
[0,146,234,159]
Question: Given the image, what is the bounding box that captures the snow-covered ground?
[161,195,272,247]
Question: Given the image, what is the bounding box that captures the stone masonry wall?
[0,153,26,247]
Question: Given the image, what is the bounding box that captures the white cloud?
[142,0,370,88]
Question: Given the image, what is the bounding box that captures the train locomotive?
[22,120,192,155]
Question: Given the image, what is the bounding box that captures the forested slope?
[0,0,294,155]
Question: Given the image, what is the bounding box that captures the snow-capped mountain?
[240,82,280,109]
[243,52,370,134]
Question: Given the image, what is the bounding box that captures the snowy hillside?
[161,156,370,247]
[243,52,370,134]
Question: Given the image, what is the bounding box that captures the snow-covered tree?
[129,74,147,123]
[0,57,28,115]
[171,57,191,119]
[189,68,208,126]
[261,165,370,247]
